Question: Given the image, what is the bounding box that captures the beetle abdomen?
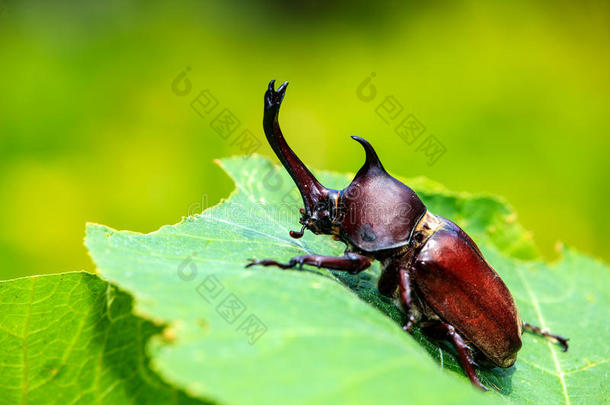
[412,216,522,368]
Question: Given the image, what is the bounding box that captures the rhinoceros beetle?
[247,80,569,390]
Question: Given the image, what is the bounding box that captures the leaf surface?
[83,156,609,404]
[0,272,204,405]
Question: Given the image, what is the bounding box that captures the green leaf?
[84,156,609,404]
[2,156,605,404]
[0,272,205,405]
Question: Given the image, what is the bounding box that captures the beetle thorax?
[334,165,427,252]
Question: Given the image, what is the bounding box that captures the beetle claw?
[246,258,295,269]
[523,322,570,352]
[245,258,259,268]
[556,336,570,352]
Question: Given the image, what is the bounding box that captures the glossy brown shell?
[412,217,522,368]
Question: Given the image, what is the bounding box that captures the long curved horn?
[263,80,328,215]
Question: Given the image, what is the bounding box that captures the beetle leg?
[523,322,569,352]
[398,268,417,332]
[423,322,488,391]
[377,265,398,297]
[246,252,372,274]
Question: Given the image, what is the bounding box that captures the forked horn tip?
[266,80,289,107]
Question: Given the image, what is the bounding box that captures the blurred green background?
[0,1,608,280]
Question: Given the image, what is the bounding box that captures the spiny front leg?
[246,252,372,274]
[523,322,569,351]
